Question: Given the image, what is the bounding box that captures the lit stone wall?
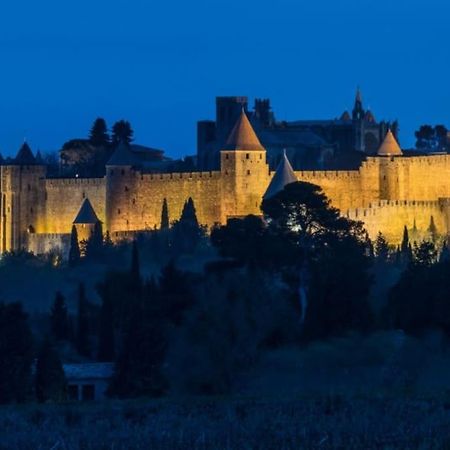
[106,169,224,237]
[44,178,106,233]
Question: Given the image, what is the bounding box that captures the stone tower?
[105,141,139,238]
[0,143,46,252]
[220,109,269,221]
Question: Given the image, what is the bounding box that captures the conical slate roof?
[263,150,297,200]
[377,130,402,156]
[107,140,139,166]
[15,142,36,165]
[223,109,265,151]
[73,198,100,224]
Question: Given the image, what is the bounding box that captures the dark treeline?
[1,182,450,403]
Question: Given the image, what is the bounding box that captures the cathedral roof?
[223,109,265,151]
[263,150,298,200]
[73,198,100,224]
[364,109,376,123]
[107,140,139,166]
[15,142,36,165]
[377,130,403,156]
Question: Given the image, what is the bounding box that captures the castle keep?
[3,110,450,256]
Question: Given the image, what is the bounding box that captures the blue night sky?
[1,0,449,158]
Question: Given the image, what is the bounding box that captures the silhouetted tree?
[0,302,33,403]
[68,225,80,267]
[97,293,115,362]
[130,240,140,283]
[50,292,69,341]
[76,283,90,357]
[35,336,67,403]
[180,197,199,227]
[374,232,390,262]
[261,181,373,339]
[413,241,437,267]
[89,118,110,147]
[85,221,103,259]
[160,198,169,230]
[109,279,167,397]
[428,215,438,243]
[112,120,134,145]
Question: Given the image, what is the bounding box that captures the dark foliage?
[0,302,33,403]
[50,292,69,341]
[160,198,169,230]
[76,283,91,358]
[112,120,134,145]
[35,336,67,403]
[68,225,80,267]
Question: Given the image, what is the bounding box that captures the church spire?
[352,86,365,121]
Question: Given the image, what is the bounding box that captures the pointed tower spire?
[377,129,402,156]
[352,86,364,121]
[263,150,297,200]
[107,140,139,166]
[73,198,100,224]
[15,141,36,165]
[224,109,265,151]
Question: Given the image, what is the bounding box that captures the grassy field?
[3,393,450,449]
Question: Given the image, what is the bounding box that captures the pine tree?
[50,291,69,341]
[35,336,67,403]
[160,198,169,230]
[89,118,110,147]
[112,120,134,145]
[374,232,389,262]
[76,283,90,357]
[97,293,115,362]
[0,302,34,403]
[68,225,80,267]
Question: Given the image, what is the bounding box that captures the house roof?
[377,129,402,156]
[263,150,298,199]
[63,363,114,380]
[15,142,36,165]
[73,198,100,224]
[223,109,265,151]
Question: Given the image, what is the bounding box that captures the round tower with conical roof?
[220,109,269,220]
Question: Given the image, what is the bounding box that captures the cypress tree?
[68,225,80,267]
[76,283,90,357]
[428,215,438,243]
[35,337,67,403]
[97,293,115,362]
[160,198,169,230]
[50,291,69,341]
[400,225,409,254]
